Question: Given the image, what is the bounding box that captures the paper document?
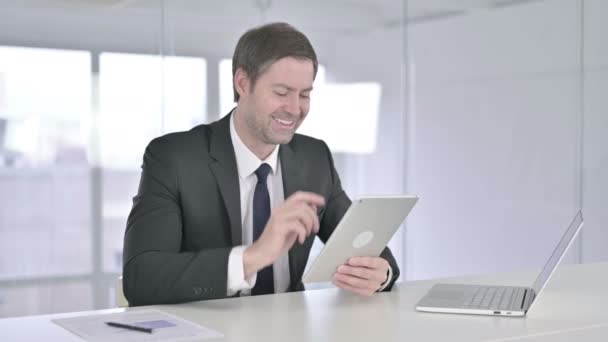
[52,309,223,342]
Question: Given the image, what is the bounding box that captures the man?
[123,22,399,306]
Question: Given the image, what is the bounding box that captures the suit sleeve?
[122,138,231,306]
[316,141,400,291]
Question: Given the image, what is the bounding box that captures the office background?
[0,0,605,318]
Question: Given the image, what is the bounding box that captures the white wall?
[405,0,607,280]
[581,0,608,263]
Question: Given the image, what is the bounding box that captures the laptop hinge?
[520,289,527,309]
[521,288,536,311]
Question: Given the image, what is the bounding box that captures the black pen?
[105,321,153,334]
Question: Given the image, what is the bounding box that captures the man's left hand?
[332,256,389,296]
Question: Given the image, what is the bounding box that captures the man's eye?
[274,91,287,97]
[300,94,310,99]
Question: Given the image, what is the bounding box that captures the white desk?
[2,262,608,341]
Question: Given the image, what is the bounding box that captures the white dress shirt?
[226,113,291,296]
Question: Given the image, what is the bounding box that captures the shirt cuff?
[376,265,393,292]
[227,246,257,296]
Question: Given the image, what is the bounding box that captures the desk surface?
[2,262,608,342]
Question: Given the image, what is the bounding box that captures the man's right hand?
[243,191,325,278]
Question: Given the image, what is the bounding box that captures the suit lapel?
[280,143,308,287]
[208,114,242,246]
[279,143,303,199]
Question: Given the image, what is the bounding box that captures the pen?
[105,321,153,334]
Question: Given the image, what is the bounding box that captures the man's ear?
[234,68,250,98]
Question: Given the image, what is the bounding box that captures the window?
[99,53,207,169]
[0,46,91,167]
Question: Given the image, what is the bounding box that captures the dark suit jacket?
[123,113,400,306]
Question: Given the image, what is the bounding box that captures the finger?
[337,265,385,283]
[286,204,319,237]
[288,222,308,245]
[279,222,304,246]
[332,278,374,296]
[348,256,386,270]
[284,207,314,237]
[333,272,379,291]
[287,209,313,236]
[300,203,319,235]
[308,205,320,234]
[288,191,325,208]
[285,232,298,248]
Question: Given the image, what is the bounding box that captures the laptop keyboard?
[463,286,524,310]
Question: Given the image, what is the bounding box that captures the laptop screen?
[531,211,584,296]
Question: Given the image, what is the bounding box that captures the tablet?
[302,195,418,283]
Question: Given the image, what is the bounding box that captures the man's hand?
[332,256,390,296]
[243,191,325,278]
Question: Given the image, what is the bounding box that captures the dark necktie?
[251,163,274,295]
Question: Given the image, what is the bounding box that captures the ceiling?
[0,0,546,56]
[0,0,545,27]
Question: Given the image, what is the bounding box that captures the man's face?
[238,57,314,146]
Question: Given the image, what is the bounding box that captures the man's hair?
[232,22,318,102]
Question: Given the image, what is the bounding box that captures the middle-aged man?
[123,22,400,306]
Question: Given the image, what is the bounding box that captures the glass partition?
[404,0,597,280]
[0,0,407,316]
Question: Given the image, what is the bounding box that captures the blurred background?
[0,0,605,318]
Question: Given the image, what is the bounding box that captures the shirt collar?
[230,110,279,179]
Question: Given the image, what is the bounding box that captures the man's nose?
[285,94,300,115]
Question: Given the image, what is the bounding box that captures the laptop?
[415,210,584,317]
[302,195,418,283]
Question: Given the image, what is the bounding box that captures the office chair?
[115,276,129,308]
